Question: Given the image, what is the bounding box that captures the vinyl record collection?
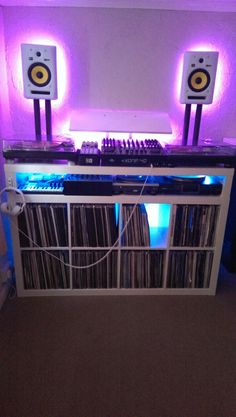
[121,204,150,246]
[120,250,164,288]
[171,204,219,247]
[72,251,117,288]
[167,250,213,288]
[17,201,221,291]
[71,204,118,247]
[22,250,69,289]
[18,203,68,247]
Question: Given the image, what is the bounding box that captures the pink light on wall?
[12,33,68,111]
[175,42,230,113]
[0,11,11,137]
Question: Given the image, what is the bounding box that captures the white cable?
[9,165,153,270]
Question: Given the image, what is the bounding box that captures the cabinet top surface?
[4,162,235,177]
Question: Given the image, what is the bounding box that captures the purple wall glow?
[0,8,11,139]
[1,6,236,143]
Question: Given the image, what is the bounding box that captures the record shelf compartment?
[4,163,234,296]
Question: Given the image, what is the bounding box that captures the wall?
[0,7,11,183]
[1,6,236,143]
[0,7,10,301]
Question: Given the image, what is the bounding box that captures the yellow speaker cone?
[190,71,208,90]
[188,69,210,92]
[28,62,51,87]
[31,65,49,84]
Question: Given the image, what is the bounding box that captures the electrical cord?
[8,165,153,270]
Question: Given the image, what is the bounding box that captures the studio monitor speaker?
[180,51,218,105]
[21,43,58,100]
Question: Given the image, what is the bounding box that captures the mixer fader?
[101,138,164,166]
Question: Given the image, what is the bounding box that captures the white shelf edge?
[1,0,236,13]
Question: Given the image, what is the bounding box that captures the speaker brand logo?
[21,43,58,100]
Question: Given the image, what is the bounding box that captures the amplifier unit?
[63,175,113,196]
[113,175,222,196]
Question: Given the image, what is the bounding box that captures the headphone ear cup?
[0,202,22,216]
[0,187,26,216]
[11,205,22,216]
[0,202,10,214]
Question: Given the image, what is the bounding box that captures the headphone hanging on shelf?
[0,187,26,216]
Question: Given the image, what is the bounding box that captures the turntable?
[3,137,77,162]
[165,145,236,167]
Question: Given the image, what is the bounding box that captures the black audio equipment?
[77,141,101,166]
[3,138,76,162]
[101,138,164,166]
[165,145,236,167]
[63,175,113,195]
[3,139,236,168]
[113,175,223,196]
[15,172,223,196]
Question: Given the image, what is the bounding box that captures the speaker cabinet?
[21,43,58,100]
[180,51,219,105]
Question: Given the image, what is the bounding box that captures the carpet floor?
[0,267,236,417]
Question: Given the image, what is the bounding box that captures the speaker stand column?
[182,104,191,146]
[45,100,52,141]
[33,99,42,141]
[192,104,202,146]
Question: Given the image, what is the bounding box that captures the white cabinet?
[4,163,234,296]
